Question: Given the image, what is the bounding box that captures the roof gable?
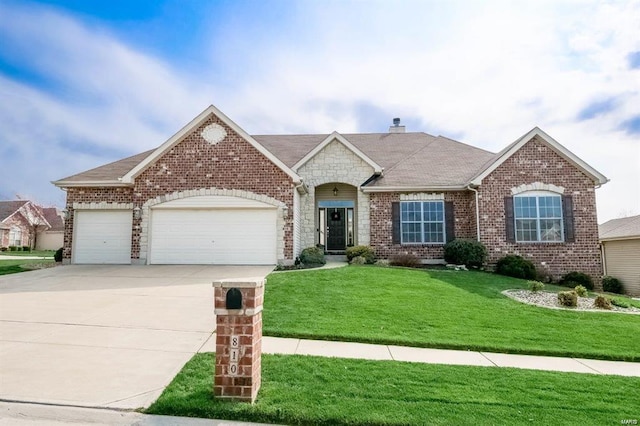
[470,127,608,186]
[121,105,300,184]
[292,131,383,173]
[0,200,29,222]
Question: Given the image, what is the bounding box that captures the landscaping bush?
[610,298,630,308]
[535,267,553,283]
[54,247,63,263]
[16,246,22,251]
[528,280,545,292]
[299,246,326,266]
[560,271,594,290]
[8,246,16,251]
[557,290,578,307]
[602,276,624,294]
[495,255,536,280]
[375,259,390,267]
[389,253,420,268]
[345,245,375,264]
[574,285,588,297]
[0,247,6,252]
[22,246,31,252]
[594,295,612,310]
[443,238,487,268]
[351,256,366,265]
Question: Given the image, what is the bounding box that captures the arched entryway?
[315,183,357,253]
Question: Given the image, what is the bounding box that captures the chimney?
[389,117,405,133]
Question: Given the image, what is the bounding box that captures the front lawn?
[0,259,55,275]
[0,250,55,257]
[264,266,640,361]
[146,353,640,425]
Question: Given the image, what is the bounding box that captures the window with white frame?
[400,201,445,243]
[514,194,564,242]
[9,227,22,246]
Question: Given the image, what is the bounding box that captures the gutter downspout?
[600,242,607,276]
[466,185,481,242]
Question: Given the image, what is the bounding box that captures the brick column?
[213,278,264,403]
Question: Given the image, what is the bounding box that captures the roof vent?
[389,117,405,133]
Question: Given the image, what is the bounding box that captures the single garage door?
[149,205,277,265]
[73,210,132,264]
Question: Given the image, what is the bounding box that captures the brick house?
[0,200,51,249]
[53,105,608,280]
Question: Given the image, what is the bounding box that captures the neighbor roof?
[40,207,64,231]
[0,200,29,222]
[599,215,640,241]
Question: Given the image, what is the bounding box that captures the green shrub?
[351,256,366,265]
[8,246,16,251]
[345,245,376,264]
[22,246,31,252]
[602,276,624,294]
[389,253,420,268]
[54,247,63,263]
[443,238,487,268]
[574,285,588,297]
[560,271,594,290]
[495,255,536,279]
[610,298,630,308]
[375,259,390,267]
[299,246,326,266]
[557,290,578,307]
[528,280,545,292]
[16,246,22,251]
[594,295,612,310]
[0,247,7,252]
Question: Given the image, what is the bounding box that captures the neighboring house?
[0,200,50,249]
[53,105,608,283]
[599,215,640,296]
[36,207,64,250]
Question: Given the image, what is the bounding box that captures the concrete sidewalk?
[255,336,640,377]
[0,255,53,260]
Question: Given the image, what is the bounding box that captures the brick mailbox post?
[213,277,264,403]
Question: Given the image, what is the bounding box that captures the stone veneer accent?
[478,136,602,284]
[370,191,476,259]
[63,113,295,263]
[297,139,375,250]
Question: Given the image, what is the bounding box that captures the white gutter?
[466,185,481,242]
[361,185,468,193]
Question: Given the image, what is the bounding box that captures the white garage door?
[149,208,277,265]
[73,210,132,264]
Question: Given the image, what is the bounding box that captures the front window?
[9,227,22,246]
[514,195,563,242]
[400,201,445,244]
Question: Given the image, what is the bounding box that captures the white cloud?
[0,0,638,221]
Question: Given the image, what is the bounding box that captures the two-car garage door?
[149,208,277,264]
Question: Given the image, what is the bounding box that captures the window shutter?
[562,195,575,243]
[392,202,400,244]
[445,201,455,243]
[505,196,515,243]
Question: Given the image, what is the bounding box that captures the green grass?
[147,353,640,425]
[0,258,55,275]
[0,250,55,257]
[264,266,640,361]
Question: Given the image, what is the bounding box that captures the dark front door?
[326,207,346,251]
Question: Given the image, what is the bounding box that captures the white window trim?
[514,193,564,243]
[400,200,446,245]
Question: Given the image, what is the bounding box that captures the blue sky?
[0,0,639,222]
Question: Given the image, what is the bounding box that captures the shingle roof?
[55,132,496,188]
[40,207,64,231]
[0,200,29,222]
[56,150,155,183]
[599,215,640,240]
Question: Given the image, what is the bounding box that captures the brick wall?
[478,135,602,283]
[370,191,476,259]
[63,113,295,262]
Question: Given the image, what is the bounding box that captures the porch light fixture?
[62,209,70,220]
[333,186,339,196]
[133,207,141,220]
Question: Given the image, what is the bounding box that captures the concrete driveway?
[0,264,273,409]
